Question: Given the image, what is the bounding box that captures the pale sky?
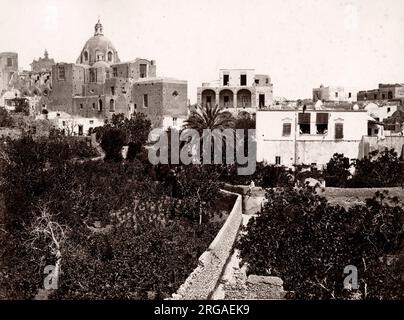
[1,0,404,102]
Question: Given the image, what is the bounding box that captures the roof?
[134,77,187,84]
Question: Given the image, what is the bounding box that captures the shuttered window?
[335,123,344,139]
[316,113,329,124]
[282,123,292,136]
[298,113,310,124]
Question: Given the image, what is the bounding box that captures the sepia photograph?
[0,0,403,315]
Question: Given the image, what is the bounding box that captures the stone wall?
[222,183,266,215]
[362,135,404,158]
[170,190,243,300]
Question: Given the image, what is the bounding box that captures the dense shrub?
[95,113,152,161]
[350,149,404,188]
[215,162,293,188]
[236,186,403,299]
[0,108,14,127]
[51,219,221,299]
[100,127,127,162]
[0,136,224,299]
[323,153,351,187]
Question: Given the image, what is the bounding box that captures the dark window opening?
[139,64,147,78]
[7,57,12,67]
[78,125,83,136]
[90,69,96,82]
[240,74,247,86]
[92,102,96,109]
[224,95,229,107]
[259,94,265,107]
[223,74,229,86]
[113,67,118,77]
[382,93,386,99]
[275,156,281,165]
[206,96,212,106]
[316,112,329,134]
[388,91,393,99]
[107,51,113,62]
[374,93,377,100]
[299,124,310,134]
[58,66,65,80]
[111,86,115,95]
[80,103,83,109]
[98,100,103,112]
[109,99,115,112]
[316,124,328,134]
[348,92,352,98]
[143,94,148,108]
[298,112,311,134]
[254,79,259,84]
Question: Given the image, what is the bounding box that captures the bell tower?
[94,19,103,36]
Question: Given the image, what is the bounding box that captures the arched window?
[388,91,393,99]
[107,51,113,62]
[109,99,115,112]
[98,99,103,112]
[83,51,89,62]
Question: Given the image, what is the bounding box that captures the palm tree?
[184,104,234,132]
[184,104,235,164]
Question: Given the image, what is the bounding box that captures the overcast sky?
[1,0,403,102]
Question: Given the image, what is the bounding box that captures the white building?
[45,111,105,136]
[313,84,358,103]
[197,69,273,116]
[364,103,398,122]
[256,109,371,168]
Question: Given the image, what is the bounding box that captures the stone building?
[30,50,55,73]
[0,50,54,114]
[0,52,18,95]
[313,84,357,103]
[44,19,187,132]
[256,107,375,168]
[197,69,273,116]
[357,83,404,105]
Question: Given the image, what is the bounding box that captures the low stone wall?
[222,183,267,215]
[170,190,243,300]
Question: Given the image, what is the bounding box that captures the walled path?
[212,187,287,300]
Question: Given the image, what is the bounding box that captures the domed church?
[76,20,120,66]
[45,19,188,135]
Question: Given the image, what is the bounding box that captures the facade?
[197,69,273,116]
[43,20,187,133]
[313,84,357,103]
[46,111,104,136]
[357,83,404,104]
[256,108,370,168]
[0,52,18,95]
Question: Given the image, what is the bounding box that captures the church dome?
[76,19,120,66]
